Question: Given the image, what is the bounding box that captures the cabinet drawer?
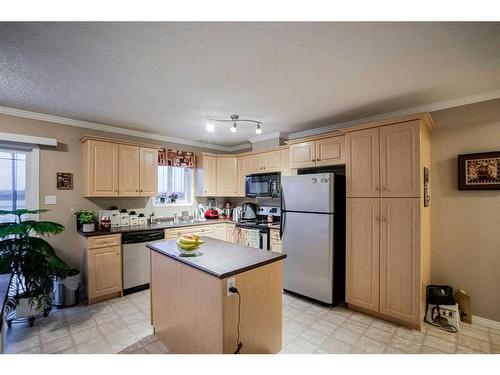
[165,225,214,239]
[270,229,280,240]
[88,234,121,249]
[270,240,283,253]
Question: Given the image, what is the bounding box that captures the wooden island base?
[150,250,283,354]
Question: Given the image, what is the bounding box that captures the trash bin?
[54,269,80,307]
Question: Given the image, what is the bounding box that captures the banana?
[178,235,204,245]
[177,238,201,251]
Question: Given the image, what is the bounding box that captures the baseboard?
[472,315,500,331]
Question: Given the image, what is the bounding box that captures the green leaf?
[0,221,65,239]
[0,209,49,217]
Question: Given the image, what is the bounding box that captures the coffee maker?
[241,202,257,221]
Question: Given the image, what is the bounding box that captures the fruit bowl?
[176,234,204,256]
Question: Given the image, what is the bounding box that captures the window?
[155,166,193,205]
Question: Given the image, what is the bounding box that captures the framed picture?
[57,172,73,190]
[458,152,500,190]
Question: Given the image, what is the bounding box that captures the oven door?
[245,174,272,197]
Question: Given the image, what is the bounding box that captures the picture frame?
[458,152,500,190]
[57,172,73,190]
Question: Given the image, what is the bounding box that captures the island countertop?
[147,238,286,279]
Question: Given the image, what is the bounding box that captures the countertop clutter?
[147,237,286,279]
[77,218,280,237]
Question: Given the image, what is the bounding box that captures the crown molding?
[0,106,237,152]
[288,89,500,140]
[2,88,499,153]
[247,131,288,144]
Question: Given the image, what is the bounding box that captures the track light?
[206,121,214,132]
[206,114,262,134]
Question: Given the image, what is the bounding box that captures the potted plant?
[0,209,70,324]
[169,193,178,203]
[75,209,96,232]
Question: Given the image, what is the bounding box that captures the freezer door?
[283,211,334,304]
[282,173,334,213]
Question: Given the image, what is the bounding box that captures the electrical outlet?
[227,277,236,296]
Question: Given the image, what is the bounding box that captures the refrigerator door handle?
[280,186,286,239]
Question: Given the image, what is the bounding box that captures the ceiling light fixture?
[206,114,263,135]
[206,120,214,132]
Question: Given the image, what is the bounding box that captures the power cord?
[229,286,243,354]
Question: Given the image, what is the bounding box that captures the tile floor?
[4,290,153,354]
[4,290,500,354]
[281,292,500,354]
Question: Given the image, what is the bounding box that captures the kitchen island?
[147,238,286,354]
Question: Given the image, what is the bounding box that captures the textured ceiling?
[1,22,499,147]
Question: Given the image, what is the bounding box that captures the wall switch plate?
[44,195,57,205]
[227,277,236,296]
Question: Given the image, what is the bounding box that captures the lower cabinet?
[86,234,122,304]
[269,229,283,253]
[213,224,227,241]
[237,227,249,246]
[346,197,426,328]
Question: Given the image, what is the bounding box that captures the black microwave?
[245,173,280,198]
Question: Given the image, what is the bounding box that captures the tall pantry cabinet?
[345,116,432,329]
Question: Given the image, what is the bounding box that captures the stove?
[236,206,280,250]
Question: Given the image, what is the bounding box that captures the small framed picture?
[458,152,500,190]
[57,172,73,190]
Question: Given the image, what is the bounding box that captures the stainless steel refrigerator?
[281,172,345,305]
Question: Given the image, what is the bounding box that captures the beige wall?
[430,99,500,322]
[0,113,215,269]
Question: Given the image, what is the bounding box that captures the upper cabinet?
[346,120,425,198]
[82,138,158,198]
[289,135,345,169]
[139,147,159,196]
[237,156,247,196]
[83,140,119,197]
[246,151,281,174]
[345,129,380,197]
[196,155,217,197]
[216,157,238,196]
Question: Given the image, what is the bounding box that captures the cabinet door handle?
[380,217,386,222]
[373,186,380,191]
[379,186,386,191]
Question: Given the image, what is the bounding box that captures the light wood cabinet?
[246,154,262,174]
[86,234,122,304]
[119,145,140,196]
[216,157,237,196]
[269,229,283,253]
[315,137,345,166]
[82,138,158,198]
[345,118,431,329]
[346,198,380,312]
[379,121,420,198]
[289,136,345,169]
[279,148,295,177]
[237,227,249,246]
[237,157,247,196]
[213,224,227,241]
[196,155,218,196]
[139,147,159,196]
[346,129,380,197]
[261,151,280,172]
[165,224,214,239]
[347,121,423,198]
[379,198,420,324]
[83,140,119,197]
[246,151,281,174]
[226,224,236,243]
[290,141,316,169]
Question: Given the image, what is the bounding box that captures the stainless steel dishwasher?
[122,229,165,295]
